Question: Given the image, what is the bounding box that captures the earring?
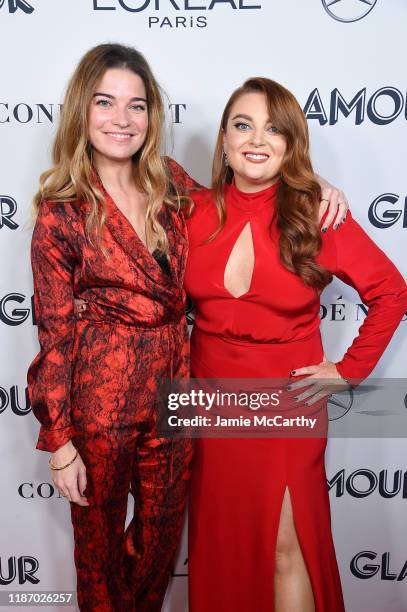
[223,150,229,166]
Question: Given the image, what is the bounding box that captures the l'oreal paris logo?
[0,0,34,13]
[93,0,262,29]
[93,0,261,10]
[322,0,377,23]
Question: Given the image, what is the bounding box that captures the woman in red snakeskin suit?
[27,44,196,612]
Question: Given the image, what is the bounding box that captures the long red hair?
[211,77,332,290]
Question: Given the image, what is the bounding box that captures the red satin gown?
[184,181,407,612]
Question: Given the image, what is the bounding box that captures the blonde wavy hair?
[33,43,180,254]
[211,77,332,290]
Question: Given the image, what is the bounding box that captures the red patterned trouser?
[70,435,192,612]
[69,321,192,612]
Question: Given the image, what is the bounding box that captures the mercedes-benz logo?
[328,387,354,421]
[322,0,377,23]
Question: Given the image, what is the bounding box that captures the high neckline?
[226,180,279,212]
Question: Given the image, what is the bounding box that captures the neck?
[234,175,279,193]
[93,153,134,192]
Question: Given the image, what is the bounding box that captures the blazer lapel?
[92,169,185,288]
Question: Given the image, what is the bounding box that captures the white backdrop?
[1,1,406,610]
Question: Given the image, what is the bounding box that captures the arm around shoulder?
[165,156,204,194]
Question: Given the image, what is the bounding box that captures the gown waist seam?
[192,327,321,348]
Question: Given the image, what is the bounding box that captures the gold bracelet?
[49,450,78,471]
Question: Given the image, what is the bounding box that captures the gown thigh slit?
[274,486,316,612]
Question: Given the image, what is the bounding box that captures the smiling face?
[222,92,287,193]
[88,67,148,166]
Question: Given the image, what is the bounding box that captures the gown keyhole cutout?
[224,222,255,299]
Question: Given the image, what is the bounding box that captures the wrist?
[334,362,353,388]
[49,448,78,471]
[51,441,76,464]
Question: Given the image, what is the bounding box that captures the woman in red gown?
[184,78,407,611]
